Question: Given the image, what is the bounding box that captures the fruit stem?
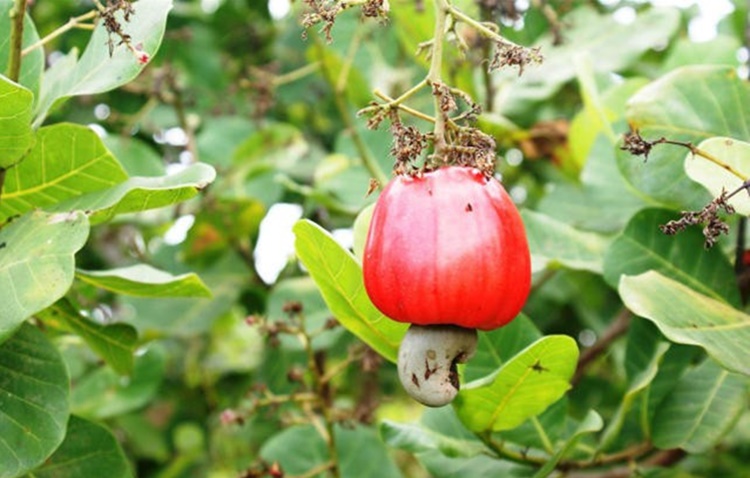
[6,0,27,82]
[428,0,449,158]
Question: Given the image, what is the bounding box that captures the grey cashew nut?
[397,324,478,407]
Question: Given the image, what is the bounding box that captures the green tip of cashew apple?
[397,324,478,407]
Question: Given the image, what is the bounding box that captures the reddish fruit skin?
[363,166,531,331]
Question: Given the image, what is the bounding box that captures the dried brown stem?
[572,309,632,386]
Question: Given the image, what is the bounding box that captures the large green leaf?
[0,210,89,341]
[604,208,740,306]
[497,6,680,116]
[599,340,670,451]
[619,271,750,376]
[532,410,603,478]
[0,123,127,221]
[465,315,541,383]
[684,137,750,215]
[123,252,247,336]
[71,346,165,419]
[26,416,132,478]
[293,219,407,363]
[620,65,750,209]
[652,359,748,453]
[37,300,138,376]
[0,1,44,97]
[76,264,211,298]
[538,134,652,234]
[34,0,173,125]
[0,76,33,168]
[48,163,216,224]
[261,424,402,478]
[381,407,487,460]
[522,209,611,274]
[0,324,69,478]
[454,335,578,432]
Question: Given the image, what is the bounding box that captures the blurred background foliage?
[13,0,750,476]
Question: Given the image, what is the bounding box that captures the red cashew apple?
[363,166,531,406]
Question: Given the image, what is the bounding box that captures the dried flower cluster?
[390,119,428,174]
[302,0,389,42]
[444,128,497,176]
[245,64,278,118]
[98,0,149,63]
[620,129,658,160]
[489,43,543,75]
[660,191,737,249]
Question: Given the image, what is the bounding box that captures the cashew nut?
[397,324,478,407]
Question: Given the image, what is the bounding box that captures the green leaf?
[620,65,750,208]
[0,210,89,342]
[465,315,542,383]
[37,300,138,376]
[49,163,216,224]
[604,208,740,306]
[619,271,750,376]
[538,134,652,234]
[0,1,44,97]
[26,416,132,478]
[123,252,248,336]
[0,76,33,168]
[71,345,165,419]
[380,421,487,459]
[76,264,212,298]
[454,335,579,432]
[662,35,742,72]
[103,135,165,177]
[0,324,69,478]
[684,137,750,215]
[261,424,403,478]
[599,341,670,451]
[532,410,603,478]
[34,0,173,125]
[0,123,127,222]
[498,6,680,115]
[522,209,611,274]
[352,203,374,259]
[293,219,408,363]
[652,359,748,453]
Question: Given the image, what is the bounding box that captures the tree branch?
[572,309,632,386]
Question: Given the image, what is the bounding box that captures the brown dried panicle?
[362,0,390,20]
[620,129,658,160]
[444,128,497,176]
[302,0,342,42]
[660,190,737,249]
[390,120,428,174]
[476,0,522,21]
[431,81,458,113]
[99,0,137,56]
[246,64,278,118]
[489,43,542,76]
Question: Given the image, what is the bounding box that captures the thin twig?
[6,0,27,82]
[313,34,388,186]
[572,309,632,386]
[21,10,98,57]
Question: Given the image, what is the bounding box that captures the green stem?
[429,0,449,157]
[272,62,321,87]
[6,0,26,82]
[1,0,27,206]
[447,3,522,48]
[372,89,435,123]
[21,10,98,57]
[531,416,554,454]
[313,35,388,186]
